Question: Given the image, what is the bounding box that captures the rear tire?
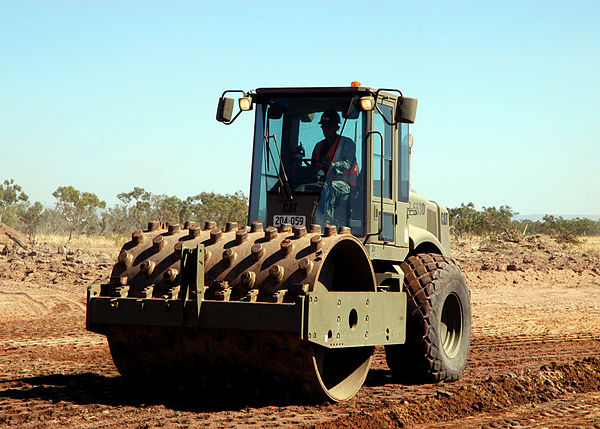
[385,253,471,383]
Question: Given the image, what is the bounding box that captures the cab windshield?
[249,95,367,235]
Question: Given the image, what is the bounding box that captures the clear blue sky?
[1,1,599,215]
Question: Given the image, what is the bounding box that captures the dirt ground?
[1,224,600,428]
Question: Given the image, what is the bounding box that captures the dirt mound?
[0,242,113,288]
[0,222,28,249]
[452,234,600,275]
[0,242,114,323]
[313,357,600,428]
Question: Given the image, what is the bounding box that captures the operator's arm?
[331,137,356,175]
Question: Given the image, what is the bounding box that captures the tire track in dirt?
[315,358,600,428]
[1,324,600,428]
[423,392,600,428]
[0,282,87,321]
[1,336,105,351]
[0,289,48,317]
[0,283,599,428]
[467,335,600,375]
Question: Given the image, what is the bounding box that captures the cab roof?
[255,86,375,97]
[254,86,405,102]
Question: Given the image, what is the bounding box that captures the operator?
[311,110,358,224]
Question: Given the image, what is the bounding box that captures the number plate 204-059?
[273,215,306,227]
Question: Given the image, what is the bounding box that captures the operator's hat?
[319,110,341,126]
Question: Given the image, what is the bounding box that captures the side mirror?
[216,97,235,123]
[397,97,418,124]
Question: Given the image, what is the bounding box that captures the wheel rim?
[440,292,463,358]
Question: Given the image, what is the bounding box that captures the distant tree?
[116,187,154,229]
[481,205,520,242]
[183,191,248,227]
[451,203,600,239]
[449,203,520,242]
[38,208,71,235]
[152,194,184,224]
[52,186,106,241]
[101,205,130,234]
[529,215,600,239]
[0,179,29,225]
[105,188,249,233]
[18,201,43,241]
[448,202,484,236]
[568,217,600,236]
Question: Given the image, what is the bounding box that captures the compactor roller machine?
[86,84,471,402]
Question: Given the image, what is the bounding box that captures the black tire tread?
[385,253,469,383]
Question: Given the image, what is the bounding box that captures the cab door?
[371,101,396,244]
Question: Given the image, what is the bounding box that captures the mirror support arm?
[373,88,404,126]
[217,89,248,125]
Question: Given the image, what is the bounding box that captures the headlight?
[239,97,253,111]
[359,96,375,111]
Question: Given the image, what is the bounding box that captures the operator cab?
[216,85,417,240]
[250,88,367,235]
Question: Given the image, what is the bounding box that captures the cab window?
[373,104,393,199]
[399,123,409,202]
